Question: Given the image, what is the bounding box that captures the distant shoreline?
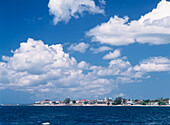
[1,104,170,107]
[32,104,170,107]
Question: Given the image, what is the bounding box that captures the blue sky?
[0,0,170,104]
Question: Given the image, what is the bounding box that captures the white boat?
[42,122,50,125]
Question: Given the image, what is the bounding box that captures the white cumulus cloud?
[103,49,121,60]
[48,0,104,25]
[1,39,170,100]
[87,0,170,46]
[99,0,106,6]
[90,46,113,54]
[134,57,170,72]
[78,61,90,69]
[114,93,125,98]
[0,38,115,100]
[68,42,89,53]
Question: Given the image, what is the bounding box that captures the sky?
[0,0,170,104]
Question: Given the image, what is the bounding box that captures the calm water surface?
[0,106,170,125]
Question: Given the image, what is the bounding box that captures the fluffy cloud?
[89,59,132,77]
[134,57,170,72]
[78,61,90,69]
[48,0,104,25]
[90,46,113,54]
[103,49,121,60]
[114,93,125,98]
[87,0,170,46]
[117,56,170,84]
[1,39,170,99]
[0,38,137,99]
[68,42,89,53]
[99,0,106,6]
[0,38,116,99]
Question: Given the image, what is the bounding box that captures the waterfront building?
[126,100,135,105]
[135,100,142,105]
[33,101,41,105]
[60,101,65,104]
[97,99,106,104]
[89,100,96,104]
[150,101,159,105]
[53,100,60,104]
[76,99,87,104]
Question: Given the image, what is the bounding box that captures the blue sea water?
[0,106,170,125]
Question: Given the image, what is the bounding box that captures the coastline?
[31,104,170,107]
[1,104,170,107]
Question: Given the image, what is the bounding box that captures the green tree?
[112,102,115,105]
[145,99,150,104]
[158,101,166,105]
[45,99,50,101]
[163,98,169,101]
[65,98,70,104]
[72,100,76,104]
[155,99,159,102]
[84,101,88,104]
[123,98,126,104]
[140,101,147,105]
[53,101,56,104]
[135,99,139,102]
[114,97,122,105]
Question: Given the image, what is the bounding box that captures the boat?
[42,122,50,125]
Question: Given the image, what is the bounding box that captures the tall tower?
[104,97,107,101]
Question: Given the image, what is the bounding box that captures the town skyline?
[32,97,170,106]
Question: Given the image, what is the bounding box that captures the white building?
[54,101,60,104]
[126,100,135,105]
[40,100,52,105]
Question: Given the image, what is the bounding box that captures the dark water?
[0,106,170,125]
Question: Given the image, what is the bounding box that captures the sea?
[0,106,170,125]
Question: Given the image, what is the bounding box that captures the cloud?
[114,93,125,98]
[87,58,141,86]
[90,59,132,77]
[0,38,115,99]
[1,39,170,100]
[87,0,170,46]
[103,49,121,60]
[68,42,89,53]
[99,0,106,6]
[134,57,170,72]
[0,39,137,99]
[78,61,90,69]
[90,46,113,54]
[48,0,104,25]
[117,56,170,84]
